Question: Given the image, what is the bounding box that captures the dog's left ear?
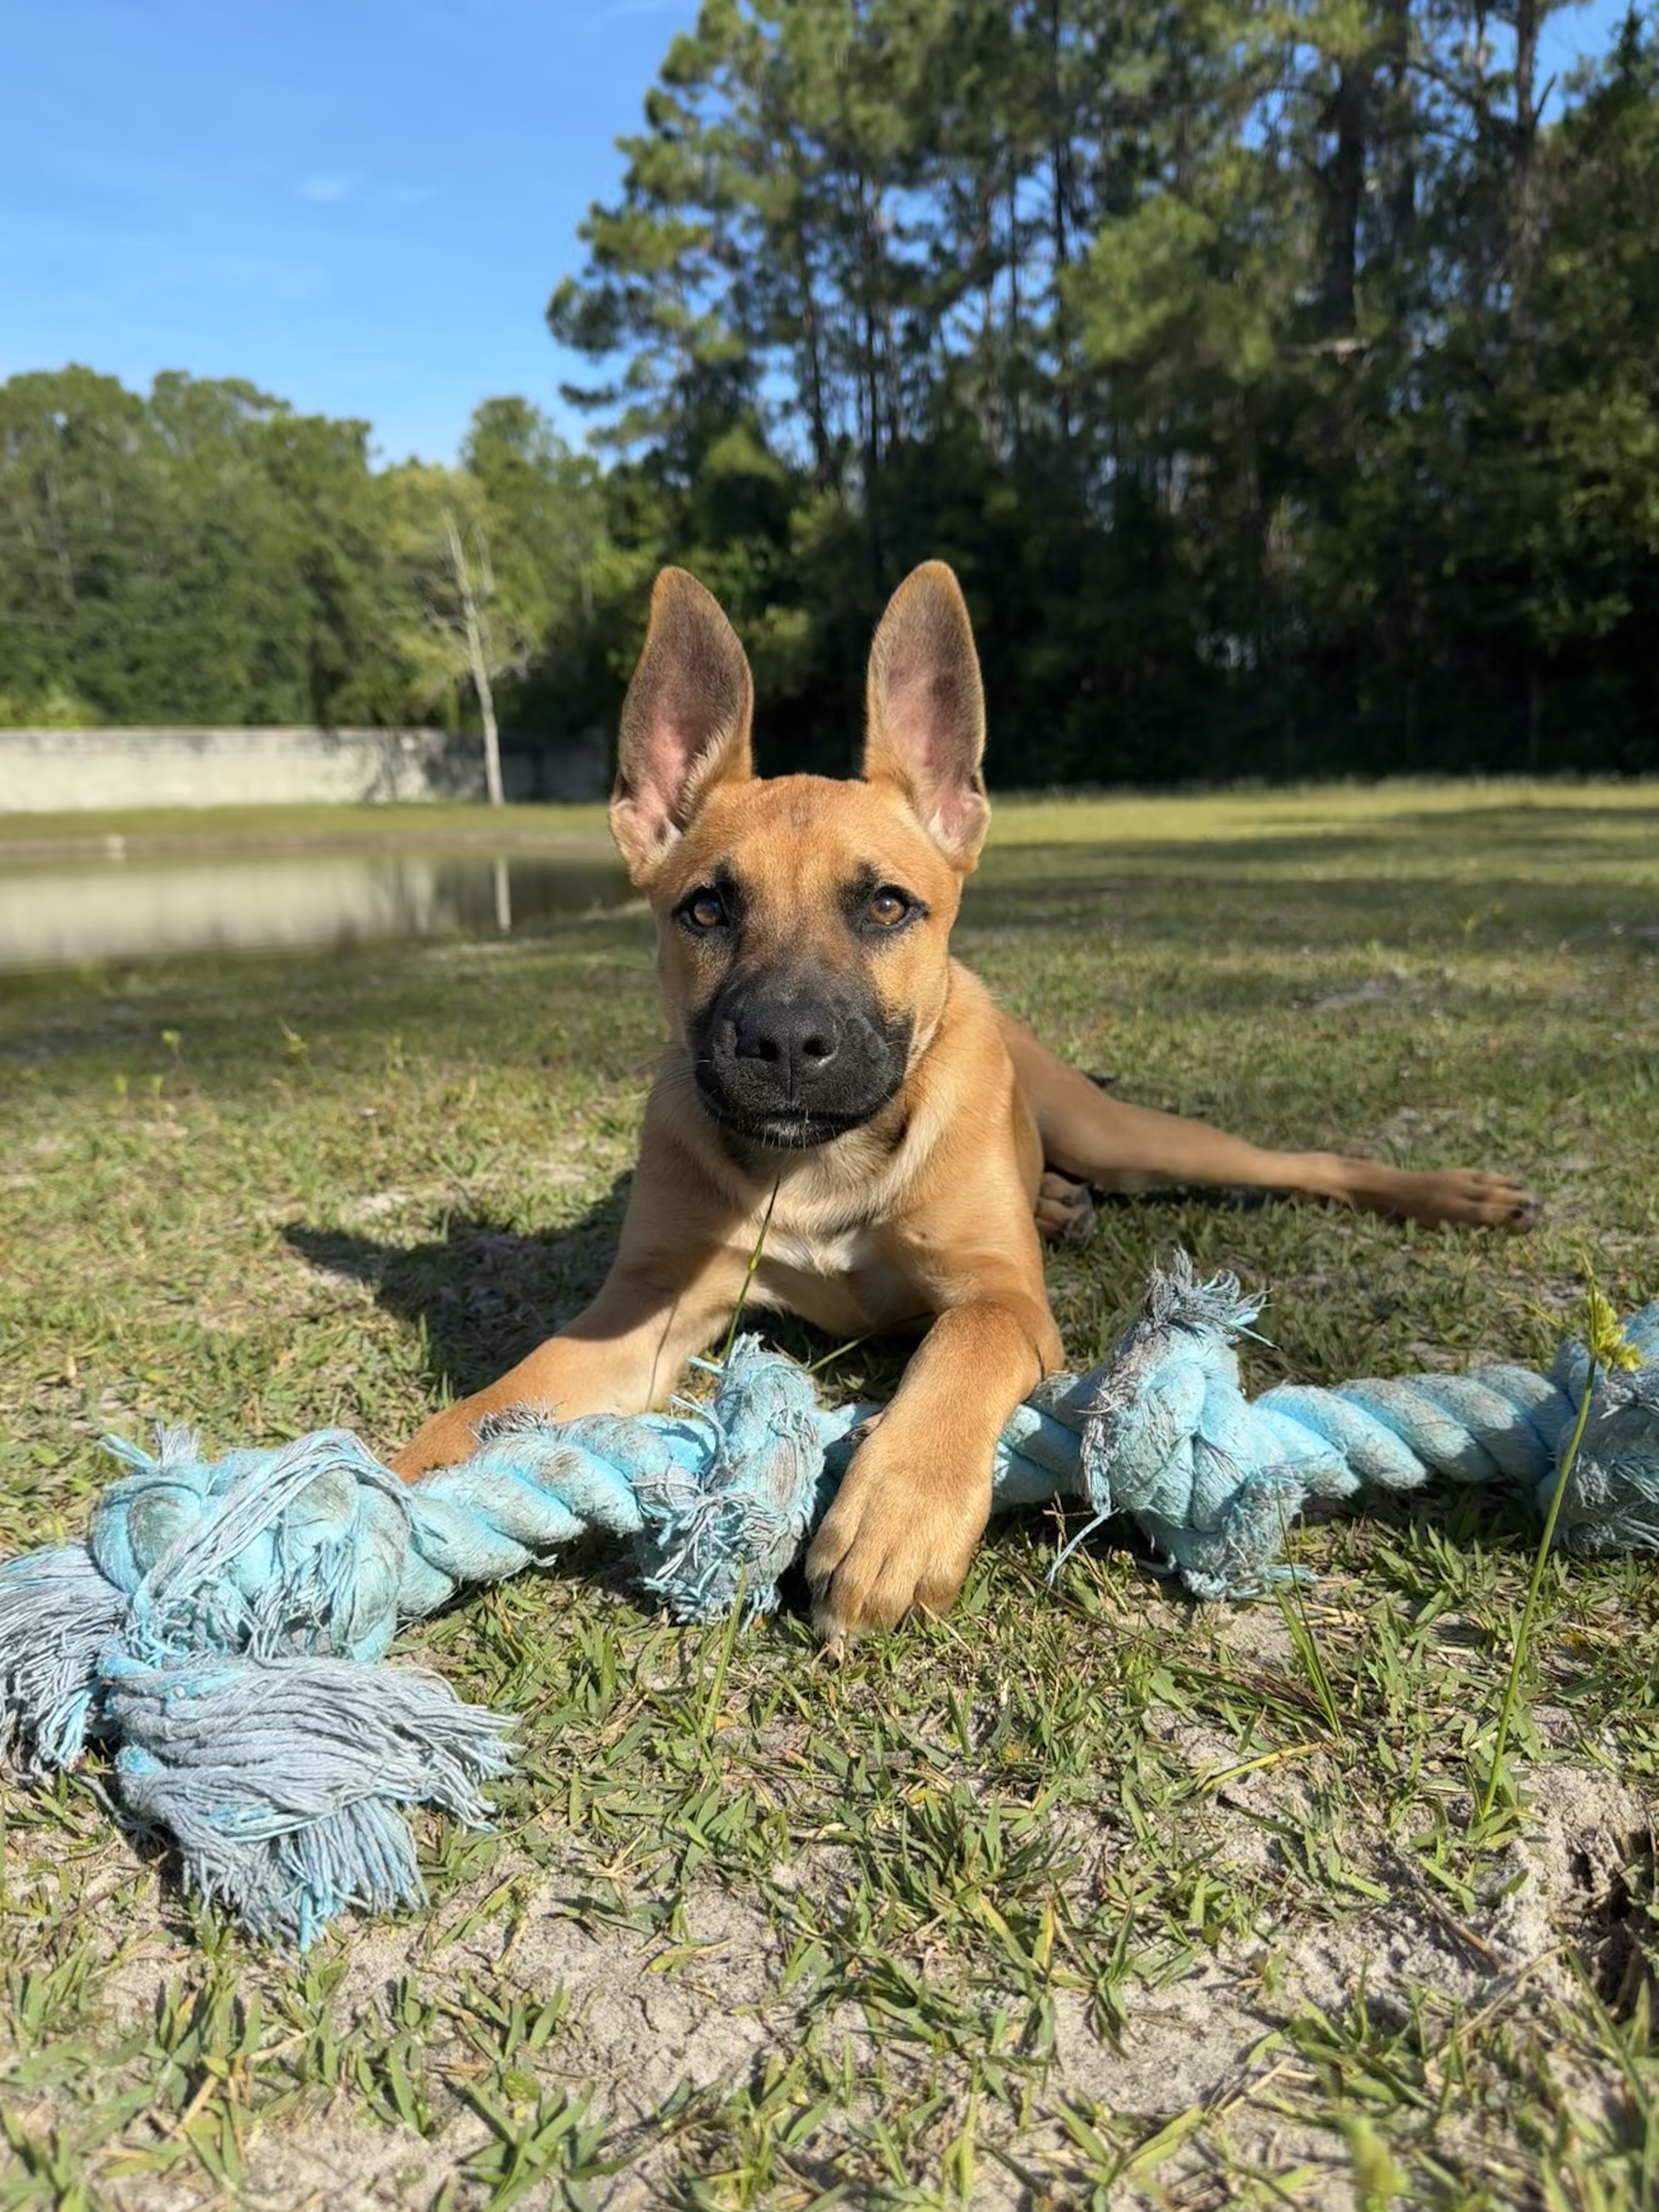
[862,562,991,871]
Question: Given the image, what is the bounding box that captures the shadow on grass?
[286,1175,1286,1414]
[289,1181,896,1407]
[287,1187,633,1401]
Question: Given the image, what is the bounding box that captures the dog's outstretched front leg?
[390,1250,745,1478]
[805,1288,1063,1646]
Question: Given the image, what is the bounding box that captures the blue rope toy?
[3,1257,1656,1947]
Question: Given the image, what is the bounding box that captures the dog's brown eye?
[866,890,912,929]
[685,890,725,931]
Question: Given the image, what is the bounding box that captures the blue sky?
[0,0,1632,468]
[2,0,701,464]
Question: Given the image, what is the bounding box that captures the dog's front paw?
[390,1396,493,1480]
[805,1435,990,1649]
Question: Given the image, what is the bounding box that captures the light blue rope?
[3,1260,1655,1945]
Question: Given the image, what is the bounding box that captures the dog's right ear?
[610,568,754,882]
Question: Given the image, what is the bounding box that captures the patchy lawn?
[2,782,1657,2209]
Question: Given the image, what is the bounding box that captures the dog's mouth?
[692,1078,896,1151]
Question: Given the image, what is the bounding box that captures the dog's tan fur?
[394,562,1536,1641]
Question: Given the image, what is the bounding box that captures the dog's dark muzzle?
[692,978,912,1148]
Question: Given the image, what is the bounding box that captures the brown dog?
[394,562,1536,1641]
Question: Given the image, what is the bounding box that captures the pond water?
[0,845,632,974]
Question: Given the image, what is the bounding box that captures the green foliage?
[0,369,399,728]
[2,3,1657,777]
[0,380,609,742]
[545,0,1659,780]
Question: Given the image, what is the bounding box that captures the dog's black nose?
[734,1003,842,1082]
[694,975,908,1144]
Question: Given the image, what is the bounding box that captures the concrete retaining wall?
[0,725,610,811]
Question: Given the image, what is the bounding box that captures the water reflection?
[0,848,631,973]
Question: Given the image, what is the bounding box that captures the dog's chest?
[767,1223,880,1279]
[755,1222,910,1335]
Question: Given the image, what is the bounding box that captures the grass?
[1,781,1657,2209]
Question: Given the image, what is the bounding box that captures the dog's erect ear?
[862,562,990,871]
[610,568,754,881]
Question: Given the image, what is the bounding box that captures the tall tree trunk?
[1383,0,1416,271]
[787,144,834,485]
[1509,0,1542,341]
[797,256,834,486]
[855,170,885,588]
[1008,165,1024,459]
[444,508,505,808]
[979,185,996,431]
[1320,64,1369,337]
[1048,0,1074,449]
[873,198,904,461]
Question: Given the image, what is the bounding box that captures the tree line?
[3,0,1657,784]
[0,373,607,749]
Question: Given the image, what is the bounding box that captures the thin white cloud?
[297,173,357,204]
